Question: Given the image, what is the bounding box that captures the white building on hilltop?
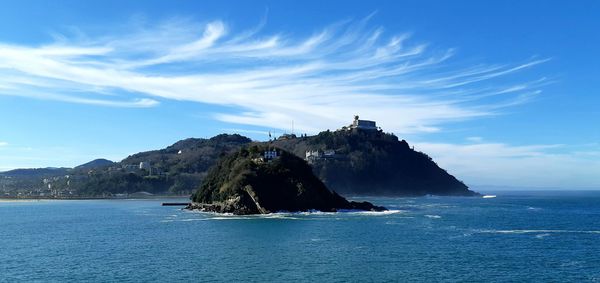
[350,115,378,131]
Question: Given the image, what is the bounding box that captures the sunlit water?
[1,191,600,282]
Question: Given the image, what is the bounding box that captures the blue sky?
[0,0,599,188]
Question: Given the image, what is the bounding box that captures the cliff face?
[189,146,385,215]
[272,130,477,197]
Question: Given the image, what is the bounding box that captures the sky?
[0,0,599,189]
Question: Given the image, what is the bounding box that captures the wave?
[179,218,209,222]
[535,233,550,239]
[180,209,405,220]
[425,214,442,219]
[476,229,600,234]
[341,209,405,215]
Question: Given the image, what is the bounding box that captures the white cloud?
[0,142,8,147]
[413,141,600,188]
[0,16,548,134]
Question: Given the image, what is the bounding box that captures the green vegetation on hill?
[190,146,385,214]
[0,130,477,198]
[122,134,252,175]
[272,129,476,196]
[74,159,115,170]
[74,134,252,196]
[0,134,251,197]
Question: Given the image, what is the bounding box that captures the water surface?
[1,192,599,282]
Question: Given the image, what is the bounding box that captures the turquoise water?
[1,192,600,282]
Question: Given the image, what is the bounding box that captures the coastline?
[0,195,189,201]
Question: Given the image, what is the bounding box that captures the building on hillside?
[139,162,151,171]
[305,150,321,159]
[349,115,378,131]
[277,134,297,140]
[305,149,337,164]
[263,150,279,161]
[305,150,320,164]
[122,164,139,173]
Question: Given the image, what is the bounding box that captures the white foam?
[347,209,405,215]
[179,209,404,220]
[482,195,496,198]
[477,229,600,234]
[179,218,208,222]
[209,217,250,220]
[425,214,442,219]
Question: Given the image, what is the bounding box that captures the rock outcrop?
[188,146,386,215]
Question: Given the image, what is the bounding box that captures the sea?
[1,191,600,282]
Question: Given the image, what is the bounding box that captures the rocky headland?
[187,146,386,215]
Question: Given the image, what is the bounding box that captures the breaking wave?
[425,214,442,219]
[476,229,600,234]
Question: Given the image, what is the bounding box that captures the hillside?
[271,129,476,196]
[73,134,252,196]
[1,129,477,198]
[74,159,115,171]
[189,146,385,214]
[0,167,70,178]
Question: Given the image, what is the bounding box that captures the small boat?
[482,195,497,199]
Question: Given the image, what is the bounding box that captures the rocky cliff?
[189,146,386,214]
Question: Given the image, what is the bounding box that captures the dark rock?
[188,146,386,215]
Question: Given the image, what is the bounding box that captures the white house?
[305,150,321,159]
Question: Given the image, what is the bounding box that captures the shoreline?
[0,195,189,201]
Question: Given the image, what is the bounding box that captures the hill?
[74,159,115,171]
[271,129,476,196]
[72,134,252,196]
[0,129,477,198]
[0,167,70,178]
[120,134,251,175]
[189,146,385,214]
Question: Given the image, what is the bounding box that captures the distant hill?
[120,134,252,175]
[69,134,253,196]
[74,159,115,171]
[0,167,70,178]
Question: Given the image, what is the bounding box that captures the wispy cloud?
[413,141,600,188]
[0,142,8,147]
[0,16,548,134]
